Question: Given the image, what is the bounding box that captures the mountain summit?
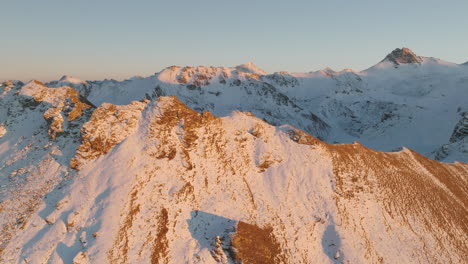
[235,61,267,75]
[382,48,423,65]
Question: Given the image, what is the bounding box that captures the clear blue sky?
[2,0,468,81]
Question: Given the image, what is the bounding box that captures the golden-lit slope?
[0,96,466,264]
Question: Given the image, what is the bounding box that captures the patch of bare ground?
[150,208,169,264]
[147,96,219,169]
[108,188,141,263]
[231,221,286,264]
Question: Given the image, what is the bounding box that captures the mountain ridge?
[0,92,466,263]
[3,47,467,163]
[1,48,467,263]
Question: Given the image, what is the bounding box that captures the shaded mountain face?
[434,109,468,161]
[381,47,423,65]
[0,49,467,263]
[449,110,468,143]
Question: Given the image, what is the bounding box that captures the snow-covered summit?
[235,61,267,75]
[322,67,335,72]
[58,75,86,85]
[364,48,464,75]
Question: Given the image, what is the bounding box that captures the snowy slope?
[0,94,466,263]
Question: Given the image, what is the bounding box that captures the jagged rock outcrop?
[450,111,468,143]
[70,100,148,169]
[19,80,92,139]
[434,110,468,161]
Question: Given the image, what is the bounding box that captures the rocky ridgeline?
[70,100,148,170]
[19,80,93,139]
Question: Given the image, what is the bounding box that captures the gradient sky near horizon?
[2,0,468,81]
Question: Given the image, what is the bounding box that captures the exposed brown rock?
[71,100,147,169]
[150,208,169,264]
[19,81,92,139]
[231,221,285,264]
[382,48,423,65]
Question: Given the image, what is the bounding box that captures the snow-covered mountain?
[34,47,467,162]
[0,48,467,263]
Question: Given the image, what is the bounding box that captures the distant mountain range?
[25,47,468,162]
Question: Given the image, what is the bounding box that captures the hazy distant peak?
[382,48,423,65]
[339,68,356,73]
[321,67,336,73]
[462,61,468,66]
[235,61,266,75]
[128,75,145,81]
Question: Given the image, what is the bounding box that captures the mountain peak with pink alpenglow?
[382,48,423,65]
[235,61,267,75]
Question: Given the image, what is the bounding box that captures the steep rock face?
[1,97,466,264]
[450,110,468,143]
[434,110,468,161]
